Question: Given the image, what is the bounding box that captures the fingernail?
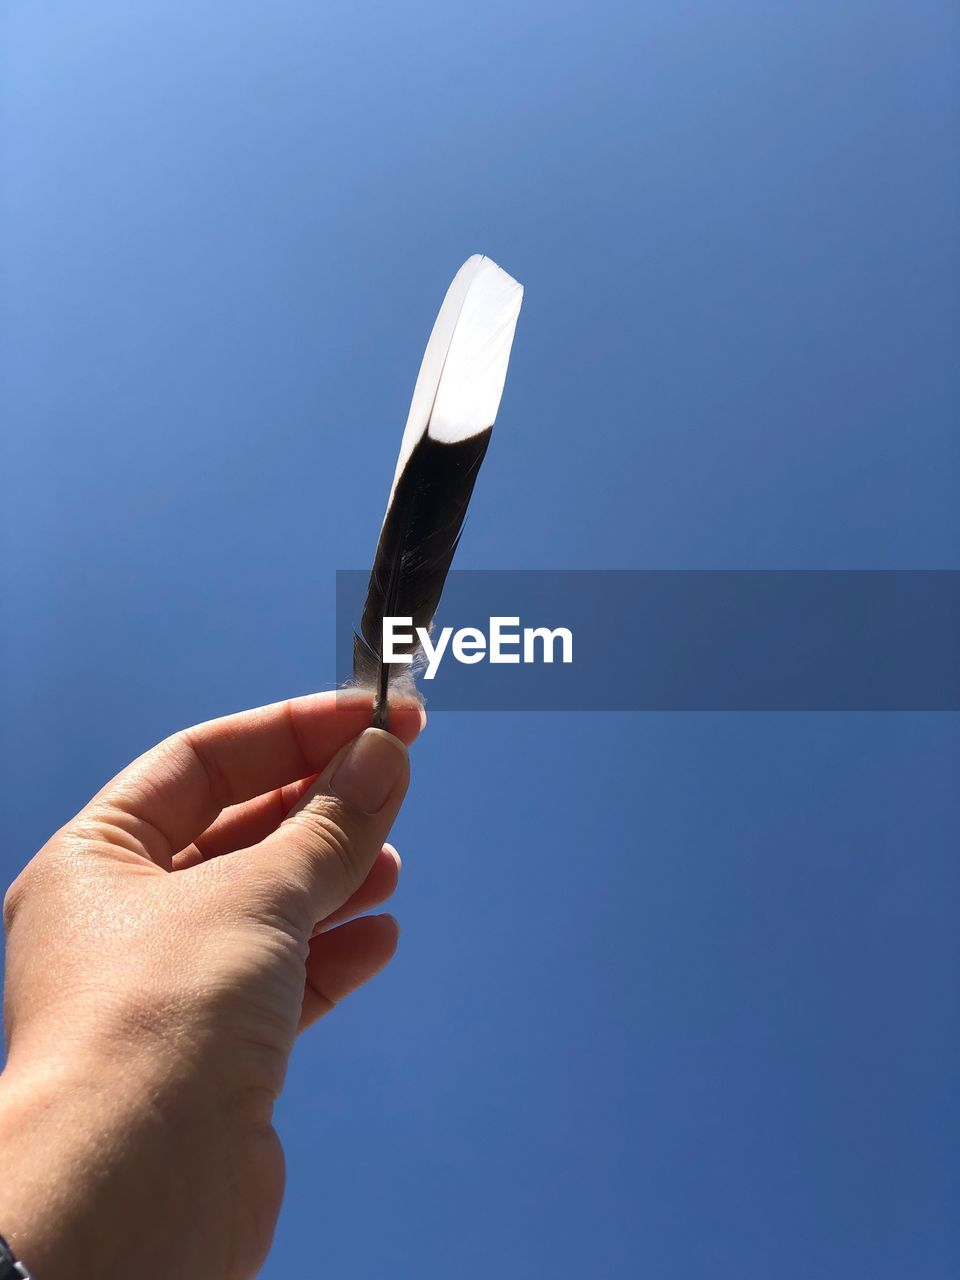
[330,729,408,814]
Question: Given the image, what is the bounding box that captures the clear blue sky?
[2,3,959,1277]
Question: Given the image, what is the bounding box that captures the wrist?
[0,1061,101,1280]
[0,1054,201,1280]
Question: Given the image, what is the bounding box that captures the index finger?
[83,691,424,865]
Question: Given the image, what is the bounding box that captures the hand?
[0,691,423,1280]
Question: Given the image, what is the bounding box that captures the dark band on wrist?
[0,1234,31,1279]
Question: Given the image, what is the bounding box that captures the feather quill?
[354,254,523,726]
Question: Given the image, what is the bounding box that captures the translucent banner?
[335,571,960,711]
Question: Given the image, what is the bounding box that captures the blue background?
[2,3,958,1276]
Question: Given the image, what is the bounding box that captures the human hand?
[0,691,423,1280]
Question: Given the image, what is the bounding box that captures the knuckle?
[2,831,99,932]
[2,872,29,932]
[2,848,55,930]
[285,806,366,891]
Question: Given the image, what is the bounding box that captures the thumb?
[245,728,410,929]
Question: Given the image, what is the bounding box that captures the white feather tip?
[396,256,523,483]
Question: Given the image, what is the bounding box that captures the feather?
[354,254,524,727]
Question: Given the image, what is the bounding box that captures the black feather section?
[354,427,492,727]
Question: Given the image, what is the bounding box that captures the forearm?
[0,1057,227,1280]
[0,1059,110,1279]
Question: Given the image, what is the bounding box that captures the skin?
[0,690,424,1279]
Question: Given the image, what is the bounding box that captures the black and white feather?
[354,254,524,726]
